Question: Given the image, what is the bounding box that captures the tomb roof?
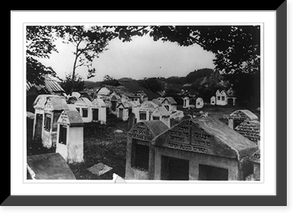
[131,120,169,137]
[33,95,68,111]
[152,106,170,117]
[74,97,93,107]
[152,117,258,160]
[58,110,84,127]
[235,120,260,143]
[192,117,258,159]
[66,111,84,126]
[151,98,162,106]
[162,97,177,105]
[139,100,159,110]
[230,109,258,121]
[27,153,76,180]
[92,98,107,107]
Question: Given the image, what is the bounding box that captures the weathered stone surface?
[87,162,113,176]
[27,153,76,180]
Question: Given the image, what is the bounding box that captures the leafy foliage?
[26,26,58,85]
[55,26,116,94]
[60,73,85,95]
[27,25,116,93]
[138,77,165,94]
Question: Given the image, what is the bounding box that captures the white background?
[11,12,276,195]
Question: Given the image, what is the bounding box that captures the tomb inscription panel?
[167,120,191,144]
[128,124,153,141]
[58,111,69,125]
[163,120,213,155]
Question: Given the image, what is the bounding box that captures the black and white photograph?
[6,3,290,210]
[26,24,261,182]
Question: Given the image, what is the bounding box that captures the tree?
[60,73,85,95]
[56,26,115,94]
[26,26,57,85]
[113,25,261,107]
[138,77,164,94]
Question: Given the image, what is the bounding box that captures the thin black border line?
[1,4,288,206]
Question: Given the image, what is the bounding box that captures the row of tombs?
[125,114,260,181]
[31,95,87,164]
[29,94,260,181]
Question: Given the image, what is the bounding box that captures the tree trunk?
[70,52,79,95]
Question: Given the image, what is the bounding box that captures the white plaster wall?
[42,111,54,148]
[32,108,44,140]
[99,107,107,124]
[78,107,93,123]
[68,127,84,163]
[56,125,69,161]
[216,96,227,106]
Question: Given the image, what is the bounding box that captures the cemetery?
[26,25,262,181]
[27,91,260,181]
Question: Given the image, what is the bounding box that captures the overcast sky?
[39,34,216,81]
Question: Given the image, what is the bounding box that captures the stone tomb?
[182,97,190,108]
[91,97,107,124]
[227,109,259,129]
[125,121,169,180]
[32,95,68,148]
[56,110,84,163]
[116,101,132,121]
[125,117,259,181]
[73,97,94,123]
[235,120,260,146]
[195,97,204,109]
[136,101,158,123]
[153,117,258,180]
[27,153,76,180]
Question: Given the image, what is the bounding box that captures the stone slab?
[27,153,76,180]
[87,162,113,176]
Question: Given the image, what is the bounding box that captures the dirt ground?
[26,106,260,180]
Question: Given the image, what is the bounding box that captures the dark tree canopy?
[60,73,85,95]
[26,25,116,94]
[138,77,165,94]
[26,26,58,85]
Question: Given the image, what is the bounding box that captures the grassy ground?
[68,116,128,180]
[27,105,260,180]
